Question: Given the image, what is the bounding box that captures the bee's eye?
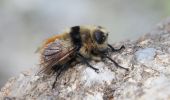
[94,31,106,44]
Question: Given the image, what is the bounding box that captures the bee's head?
[91,26,109,53]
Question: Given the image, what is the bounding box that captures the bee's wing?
[38,39,76,75]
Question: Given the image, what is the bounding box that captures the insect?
[38,25,128,88]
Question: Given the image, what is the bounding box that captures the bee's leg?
[104,55,129,71]
[52,65,64,89]
[108,44,125,52]
[52,59,74,89]
[76,53,99,73]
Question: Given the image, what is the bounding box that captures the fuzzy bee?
[38,25,128,88]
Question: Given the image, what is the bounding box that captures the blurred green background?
[0,0,170,87]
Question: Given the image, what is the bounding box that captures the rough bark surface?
[1,18,170,100]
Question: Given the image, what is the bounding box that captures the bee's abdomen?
[43,34,63,47]
[70,26,82,50]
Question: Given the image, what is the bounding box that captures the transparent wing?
[38,39,76,75]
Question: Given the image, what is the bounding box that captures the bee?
[38,25,128,88]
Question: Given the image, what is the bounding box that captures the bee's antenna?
[104,54,129,71]
[108,44,125,52]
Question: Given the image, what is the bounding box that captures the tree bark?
[1,18,170,100]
